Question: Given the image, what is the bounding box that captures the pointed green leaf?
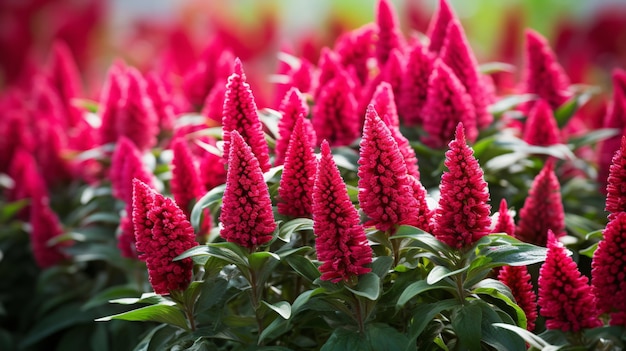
[345,273,380,301]
[286,254,321,282]
[451,303,482,351]
[405,299,460,350]
[397,280,456,309]
[427,265,468,285]
[95,304,189,331]
[190,184,226,231]
[476,300,526,351]
[371,256,393,278]
[488,94,536,116]
[277,218,313,242]
[262,301,291,319]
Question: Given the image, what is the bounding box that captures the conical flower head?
[110,136,154,204]
[440,19,492,129]
[335,23,376,85]
[523,30,571,109]
[222,58,271,172]
[399,42,433,126]
[426,0,457,53]
[433,124,491,249]
[598,69,626,193]
[313,141,372,282]
[316,48,344,99]
[146,72,176,135]
[133,180,198,295]
[171,138,205,216]
[406,176,433,232]
[99,60,127,145]
[220,131,276,249]
[275,87,315,166]
[132,179,156,255]
[117,67,159,152]
[358,106,420,232]
[278,116,317,218]
[538,231,602,332]
[312,70,360,147]
[375,0,406,66]
[493,198,515,236]
[47,40,82,128]
[380,48,405,107]
[515,161,565,246]
[523,99,561,146]
[423,60,478,148]
[606,136,626,220]
[30,195,68,269]
[182,43,234,109]
[591,212,626,326]
[498,265,538,331]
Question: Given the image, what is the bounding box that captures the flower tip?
[365,104,378,119]
[454,122,466,142]
[233,57,244,76]
[376,0,394,24]
[320,139,331,155]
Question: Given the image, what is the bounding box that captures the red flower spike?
[538,231,602,332]
[182,43,234,109]
[110,137,154,205]
[99,60,128,145]
[220,131,276,249]
[427,0,458,53]
[523,30,572,109]
[136,185,198,295]
[132,179,156,255]
[380,48,405,108]
[222,58,272,173]
[598,69,626,192]
[146,73,176,136]
[592,212,626,326]
[47,40,82,128]
[358,106,420,232]
[315,48,344,99]
[201,84,227,124]
[335,24,376,85]
[30,196,68,269]
[606,136,626,220]
[117,67,159,152]
[433,124,491,249]
[523,99,561,146]
[313,141,372,282]
[290,58,315,96]
[493,198,515,236]
[422,60,478,148]
[406,176,433,232]
[198,147,227,191]
[440,20,493,129]
[399,42,434,126]
[275,87,315,166]
[171,138,206,216]
[372,81,399,128]
[498,265,538,331]
[515,161,565,246]
[278,116,317,218]
[375,0,406,67]
[118,207,137,259]
[312,71,360,147]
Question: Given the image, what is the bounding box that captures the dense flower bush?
[1,0,626,350]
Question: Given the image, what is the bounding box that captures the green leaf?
[258,290,315,343]
[19,303,101,347]
[473,234,547,267]
[277,218,313,242]
[331,147,359,171]
[371,256,393,278]
[492,323,554,350]
[476,300,526,351]
[472,279,527,329]
[367,323,409,350]
[0,199,28,222]
[569,128,619,150]
[585,229,604,241]
[177,242,249,268]
[190,184,226,231]
[79,212,120,226]
[263,165,284,183]
[392,226,451,256]
[95,304,190,331]
[479,62,516,74]
[82,285,141,310]
[579,242,598,258]
[345,273,380,301]
[451,303,482,351]
[488,94,536,116]
[262,301,291,319]
[555,88,596,128]
[285,254,321,282]
[405,299,460,350]
[427,265,468,285]
[109,292,173,306]
[397,280,456,309]
[320,328,369,351]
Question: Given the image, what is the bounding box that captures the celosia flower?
[275,87,314,166]
[132,179,198,295]
[407,176,434,232]
[605,136,626,220]
[515,161,565,246]
[118,209,137,259]
[440,20,492,129]
[99,60,127,145]
[171,138,205,216]
[116,67,159,152]
[422,60,478,148]
[426,0,457,53]
[523,30,572,110]
[313,141,372,282]
[380,48,405,108]
[399,42,433,126]
[598,69,626,192]
[312,70,360,147]
[220,131,276,250]
[222,58,272,173]
[47,40,82,128]
[145,72,176,136]
[523,99,561,146]
[201,84,227,125]
[498,265,538,331]
[31,116,73,187]
[371,82,420,180]
[315,48,344,99]
[198,145,227,191]
[358,105,420,232]
[0,110,33,174]
[538,231,602,332]
[182,42,234,109]
[432,124,491,249]
[591,212,626,326]
[375,0,406,66]
[278,116,317,217]
[493,198,515,236]
[30,195,68,269]
[335,24,376,85]
[110,137,154,205]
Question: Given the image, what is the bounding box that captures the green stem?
[353,297,366,334]
[390,231,400,267]
[249,268,265,340]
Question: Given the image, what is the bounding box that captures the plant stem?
[391,231,400,266]
[184,305,197,332]
[353,296,366,334]
[249,268,265,340]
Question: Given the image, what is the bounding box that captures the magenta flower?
[335,23,376,85]
[315,48,344,99]
[432,124,491,249]
[222,58,272,173]
[523,30,572,110]
[110,136,154,205]
[426,0,457,53]
[171,138,206,216]
[422,60,478,148]
[523,99,561,146]
[380,48,405,109]
[275,87,314,166]
[220,131,276,250]
[30,195,68,269]
[146,72,176,136]
[375,0,406,67]
[493,198,515,236]
[538,231,602,332]
[498,265,538,331]
[598,69,626,192]
[278,116,317,218]
[313,141,372,283]
[515,161,565,246]
[592,212,626,326]
[118,210,137,259]
[132,179,198,295]
[47,40,82,128]
[99,60,128,145]
[198,146,227,191]
[358,106,420,232]
[440,19,492,129]
[399,42,433,126]
[182,43,234,109]
[605,136,626,220]
[406,176,434,232]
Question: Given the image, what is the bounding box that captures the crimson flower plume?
[399,42,433,126]
[375,0,406,66]
[523,99,561,146]
[498,265,538,331]
[275,87,314,166]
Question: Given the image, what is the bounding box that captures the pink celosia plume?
[110,136,154,205]
[47,40,82,128]
[375,0,406,67]
[493,198,515,236]
[99,60,127,145]
[335,24,376,85]
[598,69,626,192]
[145,72,176,136]
[426,0,457,53]
[275,87,314,166]
[171,138,206,216]
[498,265,538,331]
[398,42,433,126]
[30,195,68,269]
[605,136,626,220]
[523,99,561,146]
